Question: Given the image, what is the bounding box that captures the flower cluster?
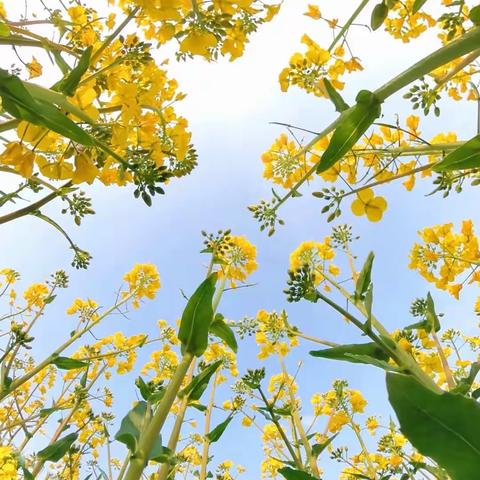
[409,220,480,299]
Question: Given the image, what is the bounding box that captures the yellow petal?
[351,198,365,216]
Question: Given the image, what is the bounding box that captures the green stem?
[258,387,303,470]
[90,7,140,64]
[375,27,480,101]
[123,352,194,480]
[0,290,135,401]
[0,182,71,225]
[199,370,219,480]
[328,0,371,52]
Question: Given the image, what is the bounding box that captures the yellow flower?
[304,4,321,19]
[0,142,35,178]
[123,264,161,308]
[72,153,99,185]
[241,416,253,427]
[327,411,349,433]
[349,390,367,413]
[0,445,17,479]
[289,239,338,284]
[179,30,218,56]
[26,56,42,79]
[218,235,257,285]
[351,188,387,222]
[365,416,378,435]
[23,283,49,308]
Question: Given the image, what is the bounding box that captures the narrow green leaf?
[0,68,95,146]
[206,414,233,443]
[52,356,88,370]
[412,0,428,13]
[51,51,71,75]
[434,134,480,171]
[178,274,217,357]
[310,342,390,365]
[317,90,382,173]
[387,372,480,479]
[355,252,375,301]
[37,432,78,462]
[371,2,388,30]
[53,46,92,96]
[23,82,95,123]
[425,292,440,333]
[278,467,320,480]
[346,354,401,372]
[323,78,349,112]
[311,433,338,458]
[210,314,238,352]
[178,360,222,401]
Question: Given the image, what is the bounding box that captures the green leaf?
[178,274,217,357]
[425,292,440,333]
[23,82,95,123]
[317,90,382,173]
[310,342,390,365]
[205,414,233,443]
[387,372,480,479]
[323,78,349,112]
[135,376,152,401]
[371,2,388,30]
[0,68,95,146]
[37,432,78,462]
[52,356,88,370]
[434,134,480,171]
[210,314,238,352]
[18,455,34,480]
[355,252,375,301]
[178,360,222,401]
[311,433,338,458]
[278,467,320,480]
[412,0,428,13]
[451,362,480,395]
[114,401,148,453]
[346,354,401,372]
[470,5,480,25]
[149,444,172,464]
[53,46,92,96]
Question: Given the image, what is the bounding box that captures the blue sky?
[1,0,480,477]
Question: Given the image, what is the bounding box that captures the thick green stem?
[375,28,480,101]
[123,352,194,480]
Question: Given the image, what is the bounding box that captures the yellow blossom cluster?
[123,263,161,307]
[409,220,480,299]
[217,235,257,286]
[254,309,298,359]
[261,133,314,188]
[383,0,436,42]
[278,32,363,97]
[116,0,281,61]
[289,238,340,285]
[0,446,17,480]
